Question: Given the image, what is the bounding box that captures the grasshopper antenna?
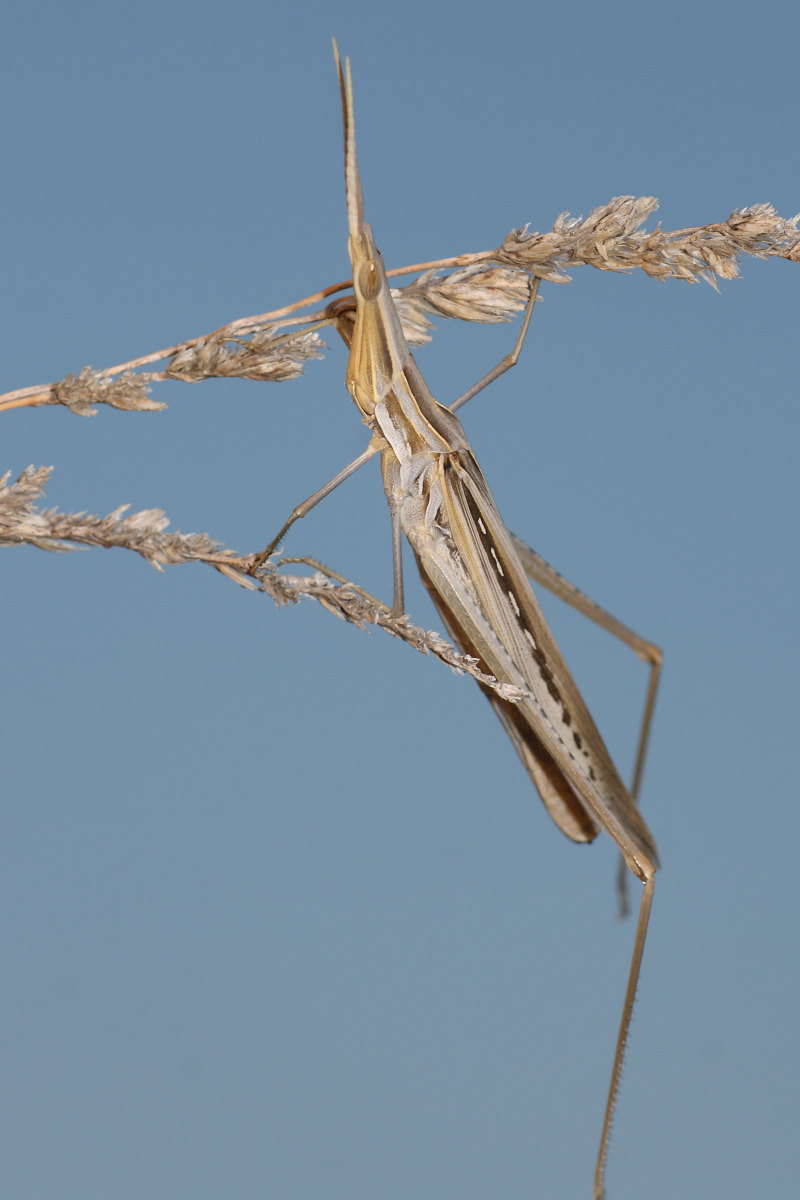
[332,39,363,240]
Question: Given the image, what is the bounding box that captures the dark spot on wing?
[460,472,571,707]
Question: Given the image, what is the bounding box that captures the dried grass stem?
[2,200,796,416]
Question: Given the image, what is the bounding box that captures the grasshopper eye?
[356,258,382,301]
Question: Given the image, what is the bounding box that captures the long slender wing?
[415,559,600,843]
[404,449,659,879]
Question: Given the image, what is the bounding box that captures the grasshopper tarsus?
[450,276,541,414]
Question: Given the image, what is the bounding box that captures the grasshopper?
[253,43,662,1199]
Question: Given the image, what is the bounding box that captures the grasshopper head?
[349,222,385,303]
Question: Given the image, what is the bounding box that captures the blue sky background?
[3,3,798,1198]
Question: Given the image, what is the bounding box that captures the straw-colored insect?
[252,43,663,1199]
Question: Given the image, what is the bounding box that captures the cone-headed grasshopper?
[255,44,662,1199]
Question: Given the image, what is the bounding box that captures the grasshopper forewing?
[264,44,660,1199]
